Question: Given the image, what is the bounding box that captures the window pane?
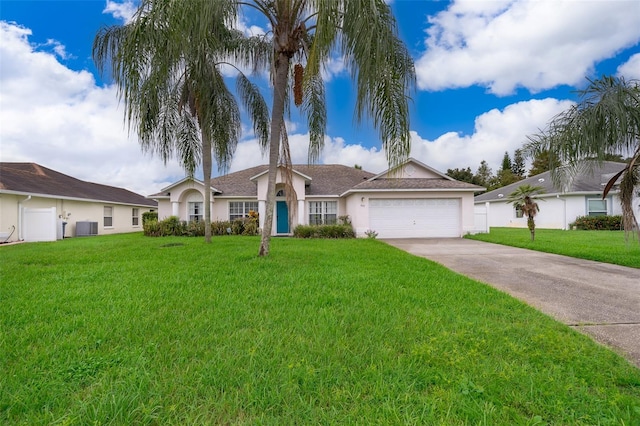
[247,202,258,214]
[189,202,203,222]
[325,201,337,214]
[325,214,337,225]
[104,206,113,227]
[587,199,607,216]
[309,214,322,225]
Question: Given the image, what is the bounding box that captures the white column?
[485,202,490,233]
[172,201,179,217]
[298,200,305,225]
[258,200,266,231]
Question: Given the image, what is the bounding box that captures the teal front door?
[276,201,289,234]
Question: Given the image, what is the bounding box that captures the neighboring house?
[0,163,157,242]
[474,161,640,230]
[148,158,483,238]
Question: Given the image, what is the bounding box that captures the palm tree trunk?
[528,217,535,241]
[202,130,212,243]
[259,52,290,257]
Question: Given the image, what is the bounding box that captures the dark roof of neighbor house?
[474,161,627,203]
[0,163,157,207]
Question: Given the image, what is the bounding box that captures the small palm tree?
[93,0,270,243]
[507,184,545,241]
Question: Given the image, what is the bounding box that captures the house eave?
[0,189,157,208]
[340,188,481,197]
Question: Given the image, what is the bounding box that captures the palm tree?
[93,0,270,243]
[528,76,640,239]
[231,0,415,256]
[507,184,545,241]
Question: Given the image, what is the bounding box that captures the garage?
[369,198,461,238]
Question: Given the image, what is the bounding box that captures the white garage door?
[369,198,461,238]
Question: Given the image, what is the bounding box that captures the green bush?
[293,224,356,239]
[144,217,258,237]
[142,211,158,225]
[571,215,622,231]
[161,216,185,236]
[143,219,162,237]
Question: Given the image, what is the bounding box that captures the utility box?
[76,221,98,237]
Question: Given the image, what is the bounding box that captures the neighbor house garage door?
[369,198,461,238]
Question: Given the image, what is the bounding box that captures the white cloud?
[224,98,572,176]
[103,0,138,24]
[0,21,185,196]
[409,98,574,173]
[617,53,640,80]
[416,0,640,95]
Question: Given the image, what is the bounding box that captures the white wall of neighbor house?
[480,193,628,230]
[0,193,154,242]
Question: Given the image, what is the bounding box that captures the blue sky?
[1,0,639,195]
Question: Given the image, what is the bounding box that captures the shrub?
[293,224,355,239]
[143,219,163,237]
[142,211,158,225]
[160,216,185,236]
[364,229,378,239]
[571,215,622,231]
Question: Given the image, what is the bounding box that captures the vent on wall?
[76,221,98,237]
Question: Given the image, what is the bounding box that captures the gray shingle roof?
[351,178,483,191]
[0,163,157,207]
[474,161,627,202]
[150,164,376,197]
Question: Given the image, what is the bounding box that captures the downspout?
[18,195,32,240]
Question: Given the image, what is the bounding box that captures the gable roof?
[474,161,628,203]
[0,163,157,207]
[148,164,376,198]
[369,157,455,181]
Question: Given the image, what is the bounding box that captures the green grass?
[2,234,639,425]
[466,228,640,268]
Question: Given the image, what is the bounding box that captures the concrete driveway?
[383,238,640,368]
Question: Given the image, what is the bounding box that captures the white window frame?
[104,206,113,228]
[132,208,140,226]
[229,201,258,221]
[587,198,608,216]
[308,201,337,225]
[188,202,203,222]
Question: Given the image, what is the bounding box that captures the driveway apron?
[383,238,640,368]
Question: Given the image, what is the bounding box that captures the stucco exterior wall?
[480,194,624,230]
[0,193,155,242]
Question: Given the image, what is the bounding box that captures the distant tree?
[528,149,559,176]
[495,168,521,188]
[446,167,476,184]
[512,149,526,178]
[501,151,512,172]
[507,184,545,241]
[474,160,494,188]
[354,164,362,170]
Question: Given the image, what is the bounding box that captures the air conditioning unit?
[76,221,98,237]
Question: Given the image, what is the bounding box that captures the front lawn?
[2,234,639,424]
[466,228,640,268]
